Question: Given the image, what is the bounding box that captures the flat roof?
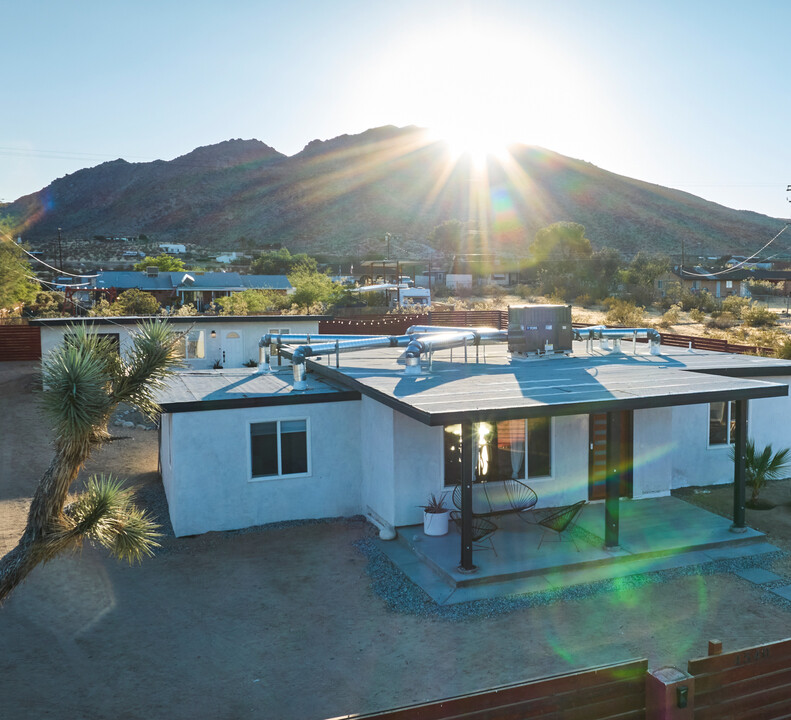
[29,315,330,327]
[298,342,791,426]
[157,369,358,413]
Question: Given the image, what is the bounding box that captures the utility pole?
[57,227,63,272]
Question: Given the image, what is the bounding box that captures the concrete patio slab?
[376,496,777,605]
[735,567,784,584]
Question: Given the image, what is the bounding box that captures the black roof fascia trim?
[688,366,791,378]
[160,390,360,414]
[423,383,788,426]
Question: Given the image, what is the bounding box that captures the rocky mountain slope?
[2,125,783,258]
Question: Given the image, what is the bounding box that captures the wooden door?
[588,411,633,500]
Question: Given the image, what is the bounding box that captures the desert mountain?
[2,125,783,258]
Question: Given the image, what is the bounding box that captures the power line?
[15,244,99,278]
[683,224,789,277]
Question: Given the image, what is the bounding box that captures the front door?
[222,331,243,367]
[588,411,633,500]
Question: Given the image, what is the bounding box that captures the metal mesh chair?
[452,479,538,519]
[536,500,587,551]
[450,511,498,556]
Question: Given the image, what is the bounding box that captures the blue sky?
[3,0,790,218]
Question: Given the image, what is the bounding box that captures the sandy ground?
[4,360,791,719]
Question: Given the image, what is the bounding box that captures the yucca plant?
[0,320,181,604]
[731,440,791,508]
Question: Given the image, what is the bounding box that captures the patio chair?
[536,500,587,551]
[450,511,498,556]
[451,479,538,519]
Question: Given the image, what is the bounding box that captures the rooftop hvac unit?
[508,304,573,356]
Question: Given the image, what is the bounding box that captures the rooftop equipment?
[508,304,573,356]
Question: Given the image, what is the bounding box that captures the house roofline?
[28,315,331,327]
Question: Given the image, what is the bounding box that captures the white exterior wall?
[632,407,673,497]
[164,400,361,536]
[38,318,322,369]
[670,381,791,489]
[359,397,396,527]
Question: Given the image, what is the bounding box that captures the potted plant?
[420,492,451,536]
[730,440,791,510]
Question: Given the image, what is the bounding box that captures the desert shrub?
[479,284,508,298]
[575,294,592,308]
[656,303,682,329]
[776,337,791,359]
[706,312,739,329]
[605,299,645,327]
[721,295,750,315]
[172,303,198,316]
[689,308,705,322]
[741,303,777,327]
[748,279,783,297]
[512,284,536,300]
[430,283,452,299]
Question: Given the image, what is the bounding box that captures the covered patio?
[376,496,778,605]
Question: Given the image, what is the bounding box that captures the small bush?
[721,295,750,315]
[575,294,592,308]
[776,337,791,359]
[689,308,705,322]
[479,284,508,298]
[512,284,536,300]
[706,311,739,329]
[656,303,681,328]
[605,299,645,327]
[741,303,777,327]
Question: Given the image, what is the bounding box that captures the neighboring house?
[215,251,244,264]
[31,315,329,370]
[154,316,791,543]
[83,270,293,311]
[159,243,187,254]
[725,256,773,270]
[449,255,521,287]
[655,266,750,298]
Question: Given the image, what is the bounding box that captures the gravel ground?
[5,359,791,719]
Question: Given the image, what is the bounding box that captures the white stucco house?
[154,317,791,564]
[31,315,330,371]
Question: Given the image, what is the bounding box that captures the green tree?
[134,254,186,272]
[215,289,291,315]
[619,252,670,305]
[90,289,161,316]
[0,241,38,311]
[530,222,593,262]
[251,248,317,275]
[427,219,466,255]
[0,321,181,603]
[289,270,346,309]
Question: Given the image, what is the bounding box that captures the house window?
[175,329,205,359]
[709,401,742,446]
[726,280,733,289]
[268,328,291,335]
[250,419,309,479]
[443,418,552,486]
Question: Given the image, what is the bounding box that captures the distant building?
[159,243,187,255]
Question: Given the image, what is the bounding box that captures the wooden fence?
[333,636,791,719]
[339,658,648,720]
[688,637,791,719]
[0,324,41,361]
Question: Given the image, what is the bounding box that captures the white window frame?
[249,417,311,481]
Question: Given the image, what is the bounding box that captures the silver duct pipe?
[573,326,661,355]
[291,334,413,389]
[258,333,385,373]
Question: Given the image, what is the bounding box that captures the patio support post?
[459,421,476,572]
[605,411,621,548]
[732,399,747,531]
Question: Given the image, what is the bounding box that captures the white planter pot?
[423,510,450,536]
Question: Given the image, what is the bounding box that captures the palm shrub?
[0,320,181,603]
[730,440,791,507]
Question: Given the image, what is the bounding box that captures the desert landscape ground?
[4,359,791,719]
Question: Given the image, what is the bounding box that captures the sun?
[430,121,513,166]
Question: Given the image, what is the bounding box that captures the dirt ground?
[4,360,791,719]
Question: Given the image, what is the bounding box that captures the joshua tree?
[0,320,180,604]
[732,440,791,507]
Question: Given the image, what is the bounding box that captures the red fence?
[0,324,41,361]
